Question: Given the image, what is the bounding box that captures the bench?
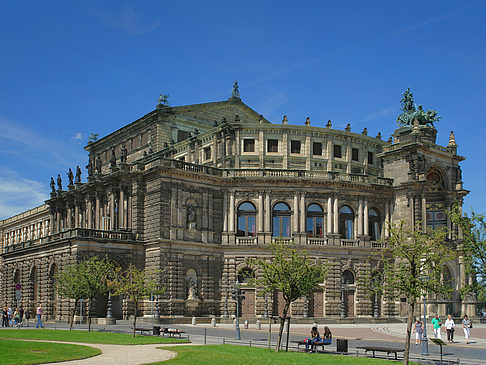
[161,328,186,338]
[135,327,153,336]
[357,346,405,360]
[292,339,332,352]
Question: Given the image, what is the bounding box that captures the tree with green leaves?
[111,264,165,337]
[450,204,486,306]
[56,256,115,331]
[56,260,86,331]
[378,222,456,365]
[248,240,328,352]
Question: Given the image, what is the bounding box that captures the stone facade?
[0,91,475,321]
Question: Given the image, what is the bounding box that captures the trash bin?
[153,326,161,336]
[336,338,348,353]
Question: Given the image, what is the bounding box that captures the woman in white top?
[462,314,472,344]
[445,314,455,343]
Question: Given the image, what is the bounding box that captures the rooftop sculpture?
[397,88,441,128]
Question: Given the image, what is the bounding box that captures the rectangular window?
[290,140,301,154]
[267,139,278,153]
[334,144,342,158]
[313,142,322,156]
[243,139,255,152]
[204,146,211,160]
[368,151,373,165]
[352,148,359,161]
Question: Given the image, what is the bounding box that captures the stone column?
[346,143,351,174]
[293,194,299,233]
[385,202,390,238]
[363,200,369,236]
[326,139,333,172]
[259,131,265,168]
[358,199,363,236]
[282,132,288,169]
[223,192,228,232]
[212,134,218,164]
[327,196,332,235]
[300,193,306,234]
[95,194,101,230]
[258,192,264,232]
[67,204,72,229]
[127,192,132,230]
[74,203,79,228]
[422,195,427,228]
[234,130,240,168]
[333,196,339,234]
[229,191,235,232]
[109,192,115,230]
[305,136,311,170]
[86,199,92,229]
[119,189,125,229]
[264,192,270,232]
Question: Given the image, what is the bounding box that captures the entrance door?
[241,289,255,317]
[309,291,323,317]
[273,291,286,317]
[344,290,354,317]
[400,298,407,317]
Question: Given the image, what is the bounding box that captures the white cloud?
[0,167,48,220]
[92,4,161,36]
[73,132,83,142]
[362,106,396,122]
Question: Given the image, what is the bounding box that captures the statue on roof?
[397,88,441,128]
[50,177,56,194]
[67,168,74,186]
[158,93,170,106]
[231,81,240,98]
[75,165,82,183]
[57,174,63,191]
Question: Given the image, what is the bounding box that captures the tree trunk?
[275,302,290,352]
[285,316,291,352]
[69,299,77,331]
[132,300,137,338]
[87,299,92,332]
[403,299,415,365]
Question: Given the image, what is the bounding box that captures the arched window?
[306,204,324,238]
[272,202,291,238]
[237,202,256,237]
[369,208,381,241]
[339,205,354,239]
[238,268,255,284]
[443,266,453,289]
[343,270,355,285]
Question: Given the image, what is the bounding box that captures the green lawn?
[152,345,419,364]
[0,329,189,345]
[0,338,101,365]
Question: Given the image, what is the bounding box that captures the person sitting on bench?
[305,326,321,351]
[322,326,332,344]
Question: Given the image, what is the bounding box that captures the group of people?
[305,326,332,351]
[2,306,30,327]
[414,314,473,344]
[1,304,44,329]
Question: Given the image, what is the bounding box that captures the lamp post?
[235,280,241,340]
[421,283,430,356]
[340,277,346,318]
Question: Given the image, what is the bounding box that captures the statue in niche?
[57,174,63,191]
[110,147,116,168]
[50,177,56,194]
[456,166,463,183]
[67,168,74,186]
[75,166,82,183]
[187,278,198,300]
[95,155,102,174]
[120,144,127,164]
[187,206,196,229]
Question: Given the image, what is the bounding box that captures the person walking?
[13,308,20,327]
[19,307,24,327]
[2,307,8,327]
[7,307,13,327]
[431,314,442,339]
[462,314,472,344]
[445,314,455,343]
[414,318,424,345]
[25,309,30,327]
[36,304,43,329]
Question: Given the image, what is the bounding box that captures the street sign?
[15,283,21,290]
[15,289,21,301]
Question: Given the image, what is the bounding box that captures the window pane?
[307,203,323,212]
[368,151,373,165]
[316,217,323,237]
[267,139,278,153]
[334,145,342,158]
[340,205,353,214]
[248,216,256,237]
[238,202,256,211]
[352,148,359,161]
[373,222,380,240]
[282,216,290,237]
[345,219,353,239]
[306,217,314,236]
[273,217,280,237]
[243,139,255,152]
[273,202,290,211]
[313,142,322,156]
[237,216,246,237]
[291,140,301,154]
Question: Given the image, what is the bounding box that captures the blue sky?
[0,1,485,219]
